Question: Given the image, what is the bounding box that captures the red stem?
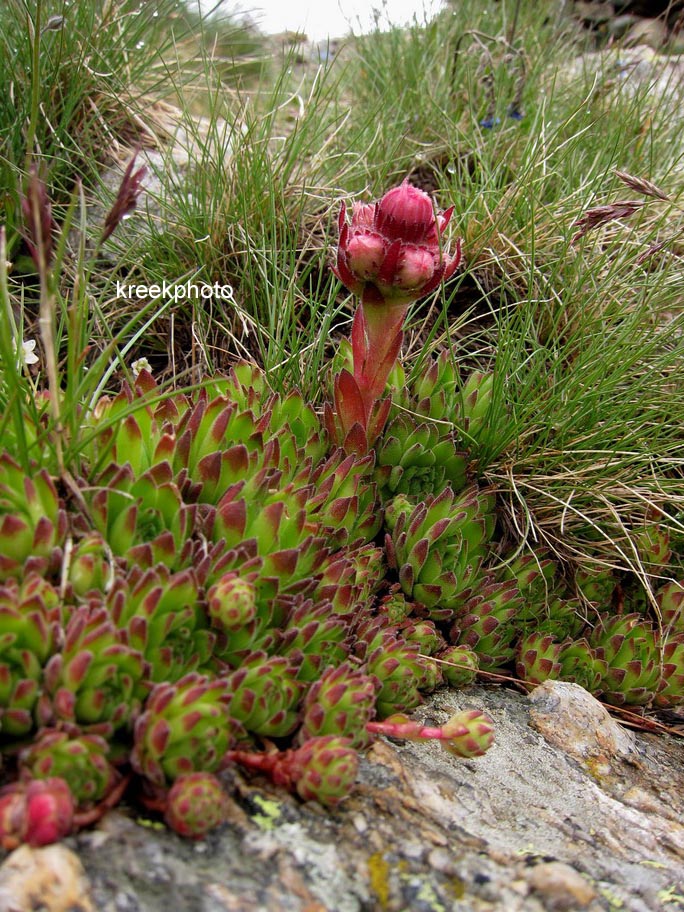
[73,773,131,828]
[352,304,406,417]
[366,720,467,741]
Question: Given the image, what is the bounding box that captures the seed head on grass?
[614,170,670,203]
[20,167,56,271]
[571,201,644,245]
[101,152,148,244]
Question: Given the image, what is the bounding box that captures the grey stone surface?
[3,681,682,911]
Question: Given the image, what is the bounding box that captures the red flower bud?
[375,181,438,244]
[24,778,75,846]
[0,777,74,849]
[334,181,461,308]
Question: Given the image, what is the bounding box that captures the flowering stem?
[352,304,407,407]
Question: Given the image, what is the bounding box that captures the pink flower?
[334,181,462,307]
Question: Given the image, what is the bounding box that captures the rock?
[574,2,615,26]
[556,45,684,111]
[606,13,640,38]
[0,843,94,912]
[528,679,638,772]
[0,683,681,910]
[527,860,598,910]
[0,683,674,911]
[624,18,669,49]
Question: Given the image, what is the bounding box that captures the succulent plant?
[132,672,234,787]
[83,376,182,480]
[631,512,671,572]
[385,486,496,622]
[164,772,230,839]
[210,618,277,672]
[355,617,425,718]
[109,565,213,683]
[400,619,446,657]
[19,730,118,806]
[68,532,111,598]
[279,599,350,682]
[367,707,494,759]
[0,454,67,580]
[516,632,563,685]
[454,371,494,446]
[414,657,443,693]
[287,736,359,806]
[377,586,413,624]
[0,575,61,736]
[439,709,495,759]
[374,414,467,499]
[536,596,586,641]
[333,181,461,309]
[307,450,382,546]
[574,564,618,608]
[207,472,327,595]
[299,662,378,748]
[451,577,522,669]
[313,545,386,616]
[327,182,461,453]
[89,461,195,570]
[0,175,519,844]
[227,654,302,738]
[211,362,271,408]
[557,638,607,693]
[500,550,557,607]
[590,614,660,706]
[171,391,263,505]
[656,579,684,635]
[181,368,327,491]
[263,390,329,483]
[411,349,460,419]
[39,603,147,736]
[411,356,494,448]
[435,644,480,688]
[206,572,258,630]
[228,736,360,807]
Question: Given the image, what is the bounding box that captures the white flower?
[20,339,39,366]
[131,357,152,378]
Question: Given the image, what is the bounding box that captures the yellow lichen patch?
[250,794,282,831]
[368,852,391,910]
[443,875,466,901]
[405,877,447,911]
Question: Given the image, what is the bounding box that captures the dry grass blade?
[614,169,671,202]
[571,200,644,244]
